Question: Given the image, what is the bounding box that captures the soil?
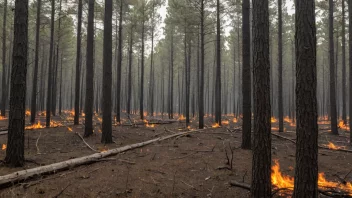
[0,113,351,198]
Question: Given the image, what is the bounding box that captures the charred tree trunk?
[349,0,352,144]
[293,0,319,197]
[329,0,338,135]
[168,27,174,119]
[4,0,28,167]
[251,0,271,197]
[116,0,123,123]
[215,0,221,125]
[101,0,113,144]
[127,25,133,115]
[278,0,283,132]
[30,0,41,123]
[342,0,347,124]
[241,0,251,150]
[149,5,155,117]
[1,0,7,117]
[74,0,83,125]
[84,0,95,137]
[140,4,145,120]
[45,0,55,127]
[59,55,62,115]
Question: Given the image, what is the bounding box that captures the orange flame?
[221,120,229,125]
[324,142,346,150]
[2,144,6,150]
[271,117,278,123]
[271,160,352,195]
[212,123,220,128]
[178,115,186,121]
[25,121,45,130]
[0,116,6,120]
[67,127,73,132]
[50,121,63,128]
[25,110,31,116]
[233,118,238,123]
[338,120,350,130]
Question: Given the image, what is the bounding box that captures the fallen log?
[0,131,7,135]
[0,130,197,188]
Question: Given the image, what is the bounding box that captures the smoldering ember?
[0,0,351,197]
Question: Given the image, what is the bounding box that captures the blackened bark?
[59,55,62,115]
[349,0,352,144]
[30,0,41,123]
[140,3,145,120]
[74,0,83,125]
[45,0,55,127]
[101,0,113,144]
[342,0,347,124]
[329,0,338,135]
[1,0,7,117]
[293,0,319,197]
[169,27,174,119]
[278,0,283,132]
[5,0,28,167]
[251,0,271,197]
[116,0,123,123]
[215,0,221,125]
[84,0,95,137]
[241,0,251,149]
[149,3,155,117]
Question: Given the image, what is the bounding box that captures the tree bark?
[116,0,123,123]
[45,0,55,127]
[127,25,133,115]
[292,0,319,197]
[251,0,271,197]
[215,0,221,125]
[342,0,347,124]
[1,0,8,117]
[329,0,338,135]
[278,0,284,132]
[199,0,205,129]
[349,0,352,144]
[30,0,41,123]
[84,0,95,137]
[241,0,251,150]
[101,0,113,144]
[74,0,83,125]
[140,2,145,120]
[4,0,28,167]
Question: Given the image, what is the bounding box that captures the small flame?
[178,115,186,121]
[233,118,238,123]
[2,144,6,150]
[50,121,63,128]
[338,120,350,130]
[81,112,85,117]
[221,120,229,125]
[25,121,45,130]
[324,142,346,150]
[97,117,102,123]
[0,116,6,120]
[271,117,278,123]
[212,123,220,128]
[67,127,73,132]
[25,110,31,116]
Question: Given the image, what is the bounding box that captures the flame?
[2,144,6,150]
[99,147,108,152]
[324,142,346,150]
[271,117,278,123]
[67,127,73,132]
[25,110,31,116]
[284,116,296,127]
[146,123,155,128]
[178,115,186,121]
[212,123,220,128]
[38,111,46,116]
[143,111,148,117]
[338,120,350,130]
[97,117,102,123]
[271,160,294,189]
[25,121,45,130]
[221,120,229,125]
[271,160,352,195]
[50,121,63,128]
[233,118,238,123]
[0,116,6,120]
[81,112,85,117]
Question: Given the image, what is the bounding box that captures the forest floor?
[0,113,351,197]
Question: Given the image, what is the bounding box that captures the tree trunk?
[30,0,41,123]
[251,0,271,197]
[278,0,283,132]
[169,27,174,119]
[149,4,155,117]
[215,0,221,125]
[74,0,83,125]
[59,55,63,115]
[45,0,55,127]
[101,0,113,144]
[342,0,346,124]
[349,0,352,144]
[127,25,133,115]
[140,3,145,120]
[84,0,95,137]
[1,0,7,117]
[241,0,251,150]
[199,0,205,129]
[292,0,318,197]
[4,0,28,167]
[116,0,123,123]
[329,0,338,135]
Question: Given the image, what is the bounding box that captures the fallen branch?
[36,132,42,154]
[75,132,98,152]
[0,130,197,188]
[52,183,71,198]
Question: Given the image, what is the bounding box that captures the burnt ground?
[0,114,351,198]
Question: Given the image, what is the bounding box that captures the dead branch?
[36,132,42,154]
[53,183,71,198]
[75,132,98,152]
